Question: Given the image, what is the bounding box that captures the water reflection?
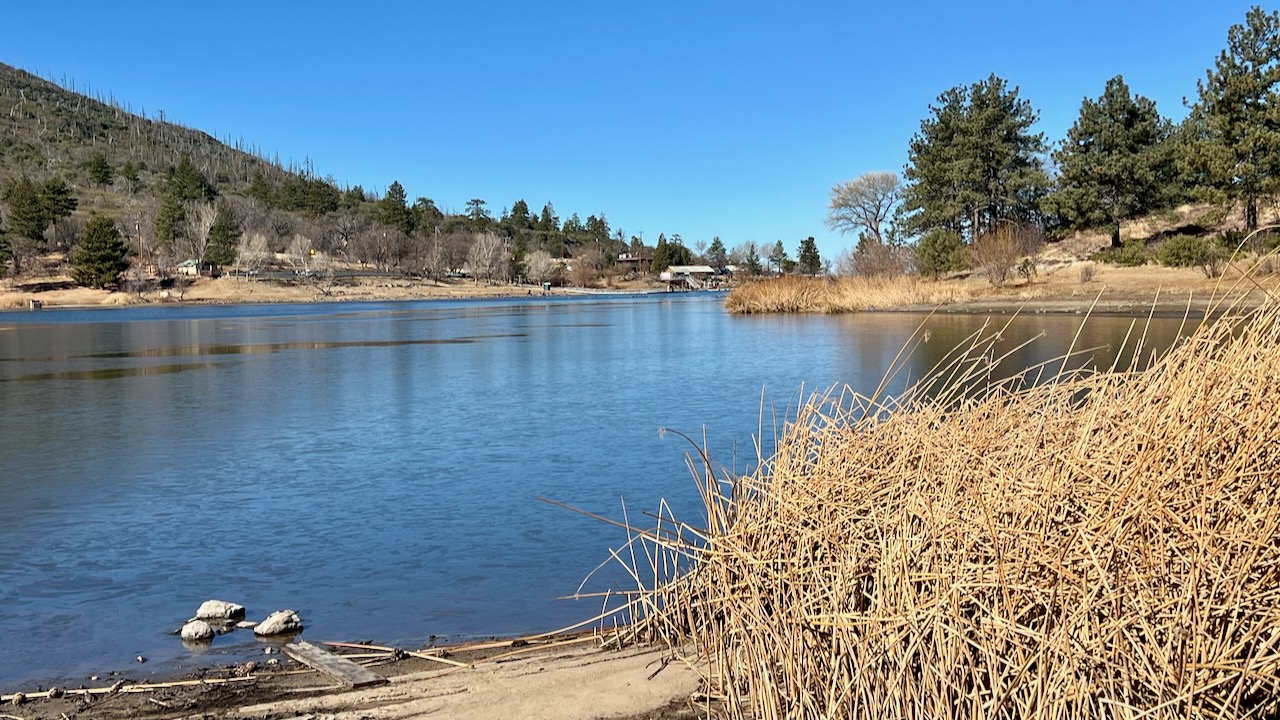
[0,297,1194,690]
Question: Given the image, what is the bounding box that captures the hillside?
[0,62,284,193]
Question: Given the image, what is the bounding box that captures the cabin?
[175,259,222,277]
[614,253,652,275]
[659,264,717,290]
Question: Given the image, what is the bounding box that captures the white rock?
[235,620,257,629]
[253,610,303,636]
[195,599,246,620]
[180,619,215,642]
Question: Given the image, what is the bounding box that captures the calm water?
[0,295,1190,689]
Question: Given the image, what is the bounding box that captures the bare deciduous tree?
[525,249,557,285]
[237,231,271,276]
[836,237,912,278]
[182,202,215,265]
[423,229,448,281]
[467,231,506,283]
[827,171,902,244]
[570,244,604,287]
[971,224,1042,287]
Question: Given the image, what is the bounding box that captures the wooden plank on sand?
[284,641,389,688]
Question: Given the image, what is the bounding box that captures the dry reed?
[725,275,976,314]
[596,295,1280,719]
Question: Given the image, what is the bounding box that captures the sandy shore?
[4,259,1273,318]
[0,274,679,311]
[1,639,702,720]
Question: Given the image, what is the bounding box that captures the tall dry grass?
[594,296,1280,719]
[725,275,976,313]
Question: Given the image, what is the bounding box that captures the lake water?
[0,294,1192,689]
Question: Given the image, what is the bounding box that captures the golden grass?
[596,293,1280,718]
[725,275,979,313]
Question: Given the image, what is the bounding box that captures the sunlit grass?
[725,274,977,313]
[597,291,1280,719]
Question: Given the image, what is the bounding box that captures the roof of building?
[666,265,715,274]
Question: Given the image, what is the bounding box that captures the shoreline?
[1,631,700,720]
[2,273,1267,319]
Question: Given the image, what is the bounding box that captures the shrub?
[1157,234,1226,278]
[1090,240,1148,267]
[971,224,1041,288]
[913,229,966,278]
[1078,262,1096,283]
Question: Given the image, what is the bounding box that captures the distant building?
[176,259,200,276]
[614,252,652,274]
[659,265,716,290]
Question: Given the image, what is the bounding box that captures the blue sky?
[1,1,1262,260]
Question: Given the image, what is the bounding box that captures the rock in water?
[180,619,215,642]
[253,610,303,636]
[195,599,246,620]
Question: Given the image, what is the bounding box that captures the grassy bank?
[723,274,979,313]
[617,295,1280,718]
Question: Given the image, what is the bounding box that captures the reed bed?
[725,275,976,313]
[601,296,1280,719]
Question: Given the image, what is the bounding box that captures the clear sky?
[1,1,1263,261]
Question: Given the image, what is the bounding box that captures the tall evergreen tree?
[707,237,728,269]
[39,176,78,229]
[120,161,142,195]
[509,199,532,230]
[768,240,788,272]
[87,153,114,189]
[1190,6,1280,231]
[903,74,1049,240]
[1045,76,1174,247]
[651,233,671,273]
[466,198,492,229]
[204,201,241,267]
[71,214,129,288]
[168,156,216,202]
[1,175,52,275]
[153,190,186,253]
[378,181,413,234]
[797,237,822,275]
[538,203,559,233]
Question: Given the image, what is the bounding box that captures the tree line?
[828,6,1280,281]
[0,57,836,289]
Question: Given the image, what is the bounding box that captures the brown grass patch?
[599,294,1280,718]
[725,275,978,313]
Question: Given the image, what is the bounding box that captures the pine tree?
[378,181,413,234]
[153,190,186,253]
[707,237,727,269]
[39,176,78,229]
[651,233,671,273]
[1190,6,1280,231]
[168,156,216,202]
[768,240,788,272]
[509,199,532,230]
[903,74,1048,240]
[204,202,241,267]
[1,175,50,275]
[121,161,141,195]
[797,237,822,275]
[1045,76,1173,247]
[71,215,129,288]
[466,197,492,229]
[87,153,114,189]
[538,203,559,233]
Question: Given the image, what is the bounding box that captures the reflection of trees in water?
[831,313,1191,413]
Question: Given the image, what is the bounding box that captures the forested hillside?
[0,61,699,289]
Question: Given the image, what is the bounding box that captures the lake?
[0,294,1192,689]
